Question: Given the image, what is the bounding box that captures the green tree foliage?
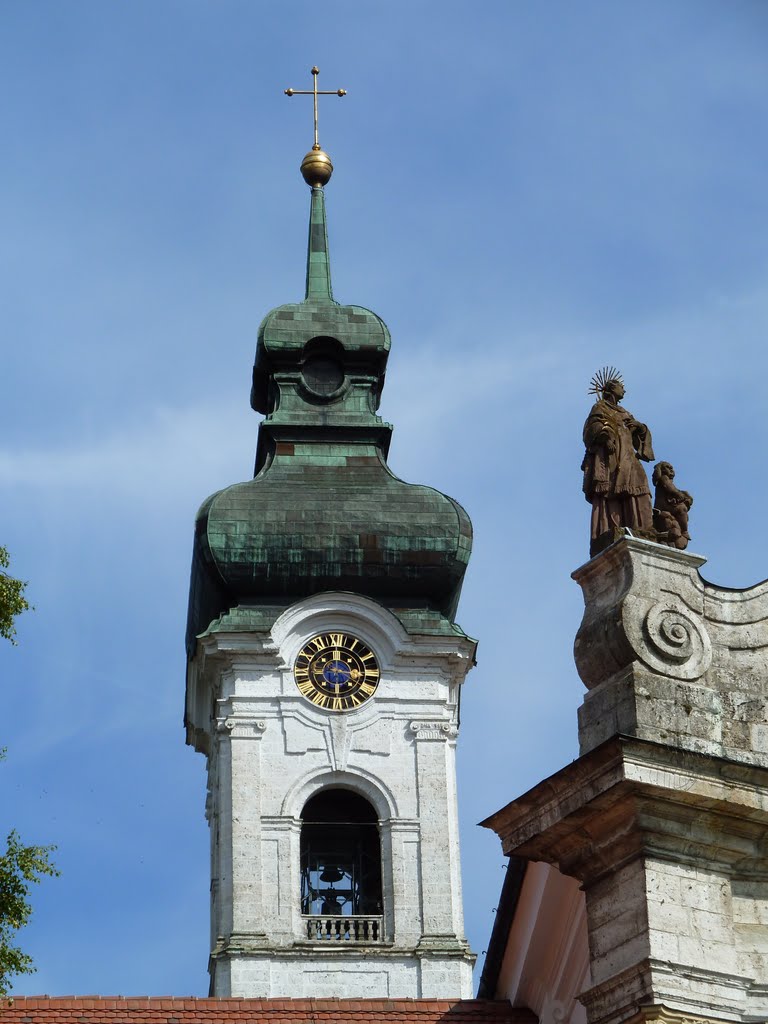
[0,548,30,644]
[0,553,57,996]
[0,806,59,996]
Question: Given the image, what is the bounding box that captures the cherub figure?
[652,461,693,550]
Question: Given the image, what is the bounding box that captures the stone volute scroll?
[582,367,656,556]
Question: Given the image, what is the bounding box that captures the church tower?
[184,74,476,1000]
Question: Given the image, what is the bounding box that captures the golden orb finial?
[300,145,334,187]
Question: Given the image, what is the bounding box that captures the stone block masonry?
[186,592,476,999]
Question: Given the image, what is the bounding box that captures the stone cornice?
[578,956,757,1024]
[593,1002,741,1024]
[481,736,768,882]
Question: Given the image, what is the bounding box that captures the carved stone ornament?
[409,721,458,741]
[627,1007,727,1024]
[216,717,267,738]
[572,539,712,690]
[624,598,712,680]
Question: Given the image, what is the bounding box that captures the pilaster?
[411,721,463,939]
[209,713,269,994]
[388,818,422,947]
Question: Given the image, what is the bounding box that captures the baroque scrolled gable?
[572,536,767,767]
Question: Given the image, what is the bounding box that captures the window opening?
[300,790,382,917]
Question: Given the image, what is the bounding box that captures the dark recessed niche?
[302,336,345,399]
[302,354,344,396]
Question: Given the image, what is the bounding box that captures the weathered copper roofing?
[187,446,471,642]
[250,187,390,416]
[2,998,537,1024]
[186,183,472,653]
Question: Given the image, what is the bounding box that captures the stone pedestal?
[573,539,768,768]
[483,537,768,1024]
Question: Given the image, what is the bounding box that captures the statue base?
[590,525,658,557]
[590,522,689,558]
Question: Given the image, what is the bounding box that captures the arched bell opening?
[300,789,383,924]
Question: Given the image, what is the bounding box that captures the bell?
[321,894,343,915]
[319,865,344,884]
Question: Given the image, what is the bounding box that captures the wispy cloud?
[1,404,254,503]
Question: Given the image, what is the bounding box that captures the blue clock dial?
[294,633,380,712]
[322,660,352,686]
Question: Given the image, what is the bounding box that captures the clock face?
[294,632,380,712]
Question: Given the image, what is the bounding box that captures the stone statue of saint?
[582,368,655,555]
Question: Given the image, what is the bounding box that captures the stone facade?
[573,539,768,766]
[186,591,476,999]
[482,536,768,1024]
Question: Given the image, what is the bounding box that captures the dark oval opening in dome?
[302,336,345,397]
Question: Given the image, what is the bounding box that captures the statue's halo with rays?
[588,366,624,397]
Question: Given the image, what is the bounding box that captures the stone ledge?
[579,956,760,1024]
[480,736,768,881]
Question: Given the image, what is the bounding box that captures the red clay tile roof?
[1,998,536,1024]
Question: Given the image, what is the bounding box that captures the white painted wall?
[495,863,590,1024]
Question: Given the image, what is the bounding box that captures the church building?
[8,71,534,1023]
[7,72,768,1024]
[182,88,477,1002]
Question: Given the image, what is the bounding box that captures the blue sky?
[2,0,768,997]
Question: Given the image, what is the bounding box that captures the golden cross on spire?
[285,66,346,152]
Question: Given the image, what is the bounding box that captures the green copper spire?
[186,96,474,657]
[305,186,333,301]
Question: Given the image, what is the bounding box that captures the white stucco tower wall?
[186,591,476,999]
